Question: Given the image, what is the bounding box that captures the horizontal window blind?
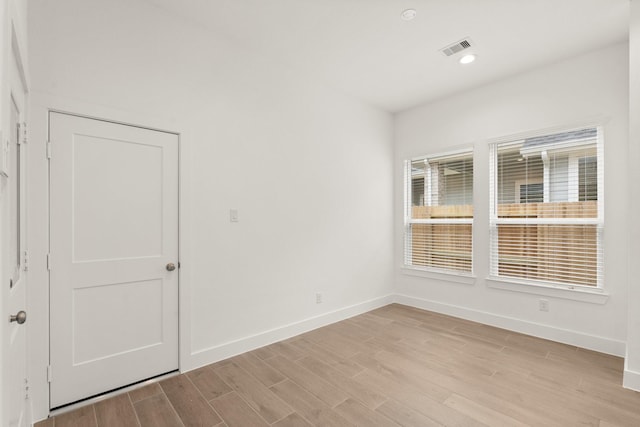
[489,127,603,288]
[405,151,473,274]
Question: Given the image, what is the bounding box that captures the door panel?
[72,279,163,365]
[72,134,163,261]
[49,113,179,408]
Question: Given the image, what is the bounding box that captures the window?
[404,150,473,274]
[489,127,603,288]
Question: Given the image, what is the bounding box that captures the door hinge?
[46,140,51,159]
[21,122,27,144]
[23,250,29,271]
[47,253,51,271]
[47,365,53,383]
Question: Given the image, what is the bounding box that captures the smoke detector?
[401,9,417,21]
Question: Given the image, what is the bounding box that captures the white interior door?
[49,112,179,409]
[3,40,29,427]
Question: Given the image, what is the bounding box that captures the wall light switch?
[230,209,239,222]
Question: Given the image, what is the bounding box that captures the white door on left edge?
[4,43,29,427]
[49,112,179,408]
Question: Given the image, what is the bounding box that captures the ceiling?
[142,0,629,113]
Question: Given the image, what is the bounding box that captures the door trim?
[47,110,181,409]
[47,109,181,137]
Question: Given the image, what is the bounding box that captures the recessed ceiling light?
[401,9,417,21]
[459,54,476,64]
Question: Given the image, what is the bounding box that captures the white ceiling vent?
[440,38,473,57]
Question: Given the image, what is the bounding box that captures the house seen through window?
[490,127,603,288]
[405,151,473,274]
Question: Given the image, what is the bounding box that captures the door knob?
[9,310,26,324]
[166,263,176,272]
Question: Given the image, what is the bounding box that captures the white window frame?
[404,148,474,277]
[488,125,604,291]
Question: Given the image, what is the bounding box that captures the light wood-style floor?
[36,304,640,427]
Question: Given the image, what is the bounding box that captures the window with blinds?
[489,127,603,288]
[404,150,473,274]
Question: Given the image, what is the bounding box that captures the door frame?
[48,111,181,409]
[27,96,191,422]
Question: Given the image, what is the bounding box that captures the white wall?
[625,0,640,391]
[27,0,394,421]
[394,43,629,356]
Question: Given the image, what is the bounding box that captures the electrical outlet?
[539,299,549,312]
[315,293,323,304]
[230,209,239,222]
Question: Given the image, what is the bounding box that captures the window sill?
[401,267,476,285]
[486,277,609,304]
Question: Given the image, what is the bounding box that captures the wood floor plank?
[350,351,451,403]
[134,394,184,427]
[290,337,364,378]
[577,377,640,415]
[214,362,293,423]
[266,341,307,361]
[489,370,601,426]
[392,337,497,379]
[378,320,439,344]
[353,370,487,427]
[443,393,528,427]
[323,318,373,343]
[209,392,269,427]
[375,399,444,427]
[345,312,394,328]
[271,413,313,427]
[230,352,286,387]
[252,346,277,360]
[270,379,354,427]
[361,349,480,402]
[53,405,97,427]
[546,351,622,382]
[187,366,233,401]
[160,375,222,427]
[94,393,139,427]
[333,398,398,427]
[576,347,624,370]
[426,366,564,427]
[599,421,627,427]
[369,305,426,327]
[303,329,367,360]
[450,322,511,343]
[296,355,387,409]
[264,354,349,407]
[128,383,163,403]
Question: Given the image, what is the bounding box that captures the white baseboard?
[186,294,395,372]
[185,292,626,374]
[623,368,640,392]
[394,294,626,357]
